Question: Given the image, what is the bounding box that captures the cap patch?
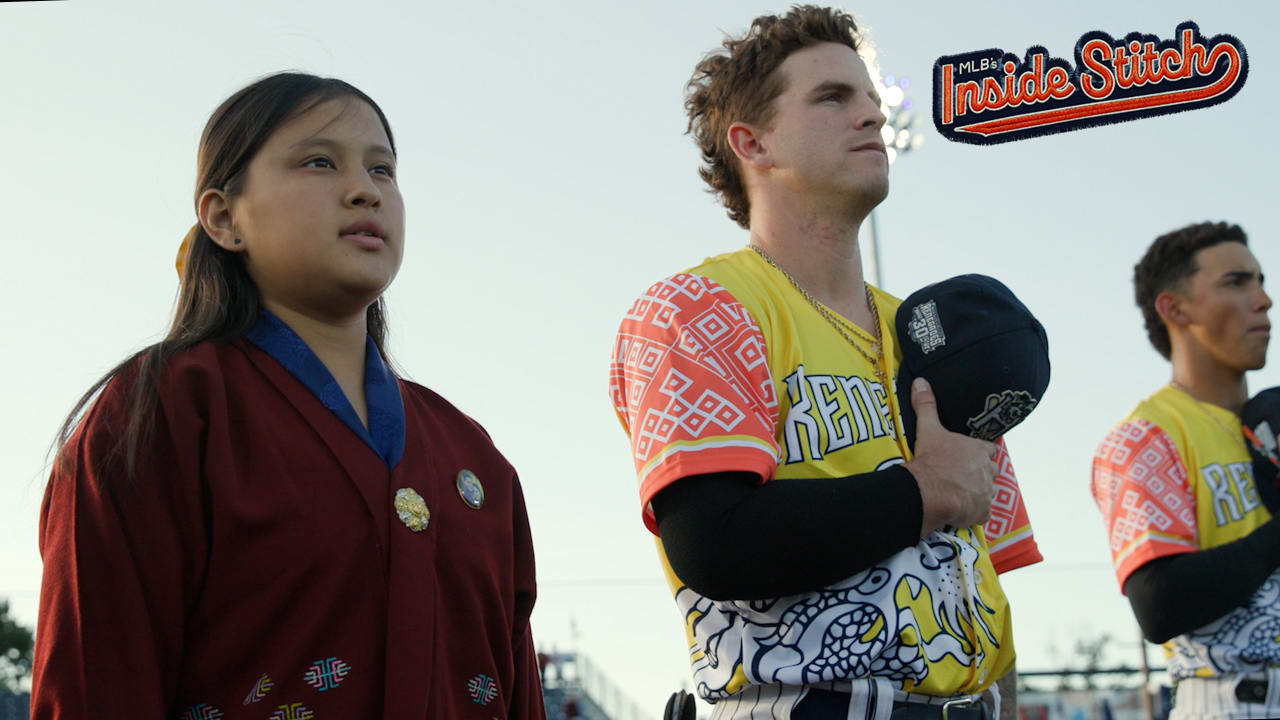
[967,390,1039,440]
[907,300,946,354]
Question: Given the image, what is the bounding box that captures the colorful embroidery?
[467,673,499,705]
[269,703,314,720]
[179,704,224,720]
[304,656,351,691]
[242,673,274,705]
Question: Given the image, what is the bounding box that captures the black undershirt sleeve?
[650,467,923,601]
[1123,516,1280,644]
[1255,466,1280,514]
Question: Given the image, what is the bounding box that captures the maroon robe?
[32,339,544,719]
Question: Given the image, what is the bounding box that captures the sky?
[2,0,1278,715]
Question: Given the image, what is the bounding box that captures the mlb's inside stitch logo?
[932,21,1247,145]
[304,656,350,691]
[467,673,499,705]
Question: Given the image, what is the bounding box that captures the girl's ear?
[198,188,245,252]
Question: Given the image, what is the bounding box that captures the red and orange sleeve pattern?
[1092,419,1198,589]
[985,439,1043,573]
[609,273,780,533]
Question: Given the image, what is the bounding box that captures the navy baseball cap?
[894,274,1051,451]
[1242,387,1280,511]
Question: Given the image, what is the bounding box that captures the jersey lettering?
[837,376,872,444]
[783,365,822,463]
[1203,462,1245,526]
[1229,461,1260,514]
[782,365,895,463]
[807,375,854,453]
[872,381,897,440]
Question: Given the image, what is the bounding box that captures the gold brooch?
[394,487,430,532]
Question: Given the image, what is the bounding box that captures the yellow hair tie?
[176,224,199,279]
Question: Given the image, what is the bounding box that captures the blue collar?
[246,310,405,469]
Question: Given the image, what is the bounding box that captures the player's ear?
[1155,290,1190,327]
[727,121,773,170]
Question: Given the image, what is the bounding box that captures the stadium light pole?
[867,69,924,288]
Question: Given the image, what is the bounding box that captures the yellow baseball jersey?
[608,248,1041,711]
[1092,384,1279,679]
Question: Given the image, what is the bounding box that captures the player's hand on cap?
[903,377,997,536]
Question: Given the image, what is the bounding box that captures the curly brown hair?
[1134,221,1248,359]
[686,5,864,229]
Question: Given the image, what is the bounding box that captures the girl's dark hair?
[53,72,397,478]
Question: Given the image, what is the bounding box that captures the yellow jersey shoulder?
[684,247,904,321]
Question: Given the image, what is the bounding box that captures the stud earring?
[234,238,242,245]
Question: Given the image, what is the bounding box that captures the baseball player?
[608,7,1041,719]
[1091,221,1275,719]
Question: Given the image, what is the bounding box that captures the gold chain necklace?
[748,244,888,387]
[1168,382,1249,453]
[1169,382,1280,471]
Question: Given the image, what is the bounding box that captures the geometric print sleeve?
[984,438,1044,574]
[608,272,779,535]
[1091,419,1198,590]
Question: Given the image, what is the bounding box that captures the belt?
[1236,678,1268,704]
[794,688,993,720]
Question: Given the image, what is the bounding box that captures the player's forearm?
[651,466,922,600]
[1123,516,1280,643]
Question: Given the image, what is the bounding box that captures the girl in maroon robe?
[33,73,544,720]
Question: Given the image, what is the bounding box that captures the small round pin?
[456,470,484,510]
